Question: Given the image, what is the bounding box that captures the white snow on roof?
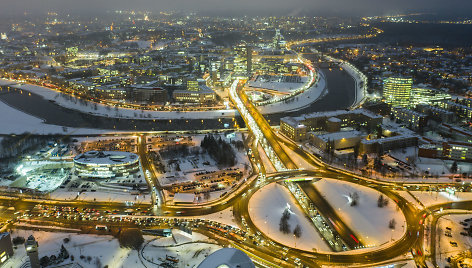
[74,151,138,165]
[197,248,254,268]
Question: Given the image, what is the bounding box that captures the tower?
[383,77,413,107]
[25,235,39,268]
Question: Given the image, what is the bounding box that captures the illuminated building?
[74,151,140,179]
[173,85,216,104]
[391,107,428,130]
[383,77,413,107]
[280,117,307,142]
[310,130,365,151]
[132,83,168,103]
[281,109,382,141]
[25,235,39,268]
[419,141,472,162]
[360,134,417,154]
[0,233,13,265]
[410,87,450,106]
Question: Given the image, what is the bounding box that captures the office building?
[280,117,307,142]
[383,77,413,107]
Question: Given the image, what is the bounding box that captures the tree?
[378,194,389,208]
[58,244,69,260]
[350,192,359,207]
[279,208,292,234]
[293,225,302,238]
[118,228,144,250]
[451,161,458,174]
[377,194,384,207]
[362,154,368,166]
[40,256,50,267]
[12,236,25,245]
[203,191,211,201]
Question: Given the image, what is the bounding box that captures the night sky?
[1,0,471,16]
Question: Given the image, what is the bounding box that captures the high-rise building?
[25,235,40,268]
[383,77,413,107]
[246,45,252,75]
[186,79,199,91]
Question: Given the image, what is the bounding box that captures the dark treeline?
[200,134,236,167]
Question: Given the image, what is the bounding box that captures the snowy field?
[0,98,109,135]
[3,80,237,120]
[3,229,221,268]
[314,178,407,247]
[436,214,472,268]
[248,182,331,252]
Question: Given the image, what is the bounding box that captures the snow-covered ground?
[257,71,326,114]
[0,97,110,135]
[50,189,151,203]
[3,229,221,268]
[435,214,472,268]
[248,182,331,252]
[314,178,406,247]
[186,207,238,228]
[3,79,237,120]
[248,76,308,93]
[401,191,472,207]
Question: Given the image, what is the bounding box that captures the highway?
[297,181,363,249]
[2,32,466,267]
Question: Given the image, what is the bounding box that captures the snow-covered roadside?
[248,182,331,252]
[258,70,326,114]
[4,229,220,268]
[314,178,406,247]
[0,98,110,135]
[50,190,151,204]
[403,191,472,207]
[2,79,237,120]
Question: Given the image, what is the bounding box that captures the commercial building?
[310,130,366,151]
[74,151,140,178]
[410,87,451,106]
[280,109,382,142]
[360,135,417,154]
[0,233,13,265]
[382,77,413,107]
[132,81,168,103]
[173,85,216,104]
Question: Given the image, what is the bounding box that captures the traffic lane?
[297,181,362,249]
